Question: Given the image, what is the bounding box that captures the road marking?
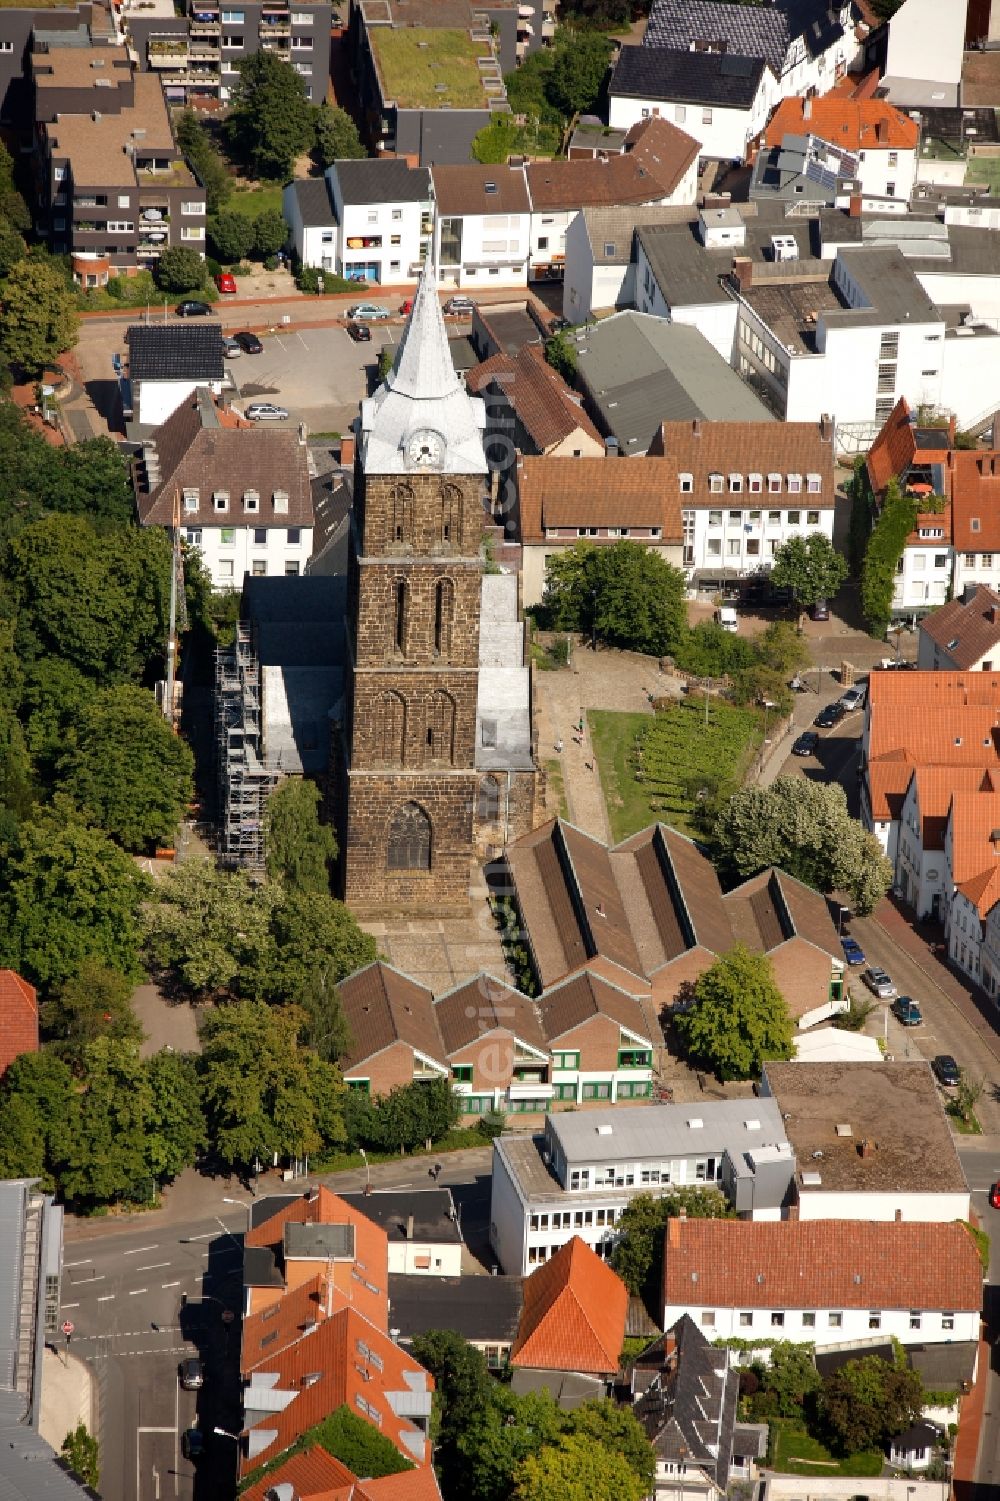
[62,1302,80,1310]
[98,1294,115,1302]
[137,1262,171,1272]
[79,1275,106,1283]
[124,1245,158,1256]
[64,1259,92,1269]
[128,1287,148,1296]
[162,1281,181,1289]
[185,1233,216,1241]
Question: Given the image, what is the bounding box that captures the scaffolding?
[214,623,278,871]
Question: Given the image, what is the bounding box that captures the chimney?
[848,193,864,218]
[820,413,834,444]
[732,256,753,292]
[802,97,813,121]
[339,432,355,467]
[859,1137,876,1158]
[692,418,702,438]
[406,1214,414,1240]
[297,421,308,446]
[895,1208,902,1222]
[322,1264,335,1318]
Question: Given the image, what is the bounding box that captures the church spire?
[385,258,459,402]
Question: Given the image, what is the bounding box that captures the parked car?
[814,702,846,729]
[991,1181,1000,1210]
[810,597,830,621]
[839,684,867,713]
[347,322,372,342]
[233,330,263,354]
[891,996,922,1026]
[347,303,390,321]
[792,730,819,758]
[840,936,866,966]
[176,300,211,317]
[716,605,738,634]
[223,335,243,358]
[932,1054,961,1086]
[179,1356,204,1390]
[399,298,413,315]
[181,1429,204,1461]
[862,966,896,999]
[245,402,289,421]
[215,271,237,294]
[746,579,793,609]
[443,295,475,314]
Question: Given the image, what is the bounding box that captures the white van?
[716,605,738,634]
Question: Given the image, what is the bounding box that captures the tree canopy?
[820,1356,923,1455]
[208,210,256,265]
[542,540,687,657]
[674,946,795,1081]
[40,960,143,1068]
[314,104,366,164]
[546,31,614,116]
[0,258,78,375]
[265,778,337,892]
[514,1432,647,1501]
[0,407,135,539]
[711,776,893,915]
[610,1187,732,1299]
[154,246,208,293]
[769,532,847,608]
[228,51,314,180]
[175,112,232,214]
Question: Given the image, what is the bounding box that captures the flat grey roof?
[829,246,942,328]
[284,1220,355,1259]
[340,1190,463,1243]
[637,223,731,307]
[549,1096,787,1164]
[389,1273,523,1342]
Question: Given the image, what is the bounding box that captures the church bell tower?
[339,262,489,913]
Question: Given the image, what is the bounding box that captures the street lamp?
[590,588,597,653]
[359,1147,371,1195]
[837,904,850,936]
[759,698,777,772]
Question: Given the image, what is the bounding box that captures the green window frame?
[617,1048,652,1069]
[510,1098,549,1114]
[554,1082,578,1101]
[617,1080,652,1100]
[552,1051,580,1070]
[452,1064,473,1083]
[347,1078,370,1093]
[460,1095,491,1115]
[581,1080,612,1101]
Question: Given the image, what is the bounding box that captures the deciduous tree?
[261,888,376,1006]
[143,860,274,997]
[756,1342,821,1418]
[40,959,143,1067]
[228,52,314,180]
[543,540,687,658]
[514,1432,646,1501]
[410,1331,492,1491]
[0,218,26,277]
[0,1050,76,1185]
[265,778,337,892]
[769,532,847,609]
[154,246,208,293]
[674,946,794,1081]
[208,210,255,265]
[546,30,613,117]
[60,1426,99,1490]
[0,259,78,375]
[820,1357,923,1455]
[611,1188,732,1297]
[314,104,366,164]
[58,1037,155,1208]
[175,111,232,214]
[460,1388,565,1501]
[565,1402,655,1492]
[145,1048,207,1183]
[253,208,288,259]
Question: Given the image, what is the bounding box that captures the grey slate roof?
[388,1274,524,1343]
[645,0,846,73]
[582,203,697,264]
[340,1190,463,1245]
[126,323,225,382]
[332,158,431,205]
[571,312,771,453]
[612,44,767,108]
[632,1314,739,1487]
[288,177,337,227]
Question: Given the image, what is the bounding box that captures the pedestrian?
[577,717,584,735]
[555,738,563,754]
[585,760,594,772]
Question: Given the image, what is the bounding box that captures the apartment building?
[39,61,205,279]
[284,158,432,281]
[760,97,919,204]
[919,585,1000,672]
[609,44,775,162]
[431,163,531,291]
[489,1099,795,1276]
[0,0,96,126]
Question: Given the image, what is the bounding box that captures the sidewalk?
[952,1330,989,1500]
[38,1348,96,1455]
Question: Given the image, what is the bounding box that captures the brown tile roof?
[511,1237,628,1375]
[241,1445,355,1501]
[136,393,314,530]
[920,587,1000,669]
[866,397,915,493]
[534,969,652,1046]
[911,766,997,849]
[651,419,836,507]
[434,972,547,1055]
[663,1219,982,1314]
[46,73,181,188]
[946,790,1000,884]
[764,96,919,151]
[430,162,531,215]
[467,345,601,454]
[624,114,701,197]
[947,450,1000,552]
[337,962,444,1074]
[0,971,38,1078]
[517,456,683,542]
[762,1060,969,1196]
[768,869,840,955]
[526,117,698,213]
[614,824,733,963]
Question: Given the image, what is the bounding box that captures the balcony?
[189,44,220,60]
[148,40,190,68]
[189,18,220,32]
[259,17,290,31]
[508,1081,554,1101]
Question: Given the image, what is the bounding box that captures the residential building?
[0,1,97,126]
[123,322,228,430]
[562,203,697,323]
[566,312,773,457]
[509,1236,628,1379]
[531,970,657,1109]
[388,1273,524,1368]
[465,343,604,511]
[516,455,684,606]
[643,0,859,102]
[242,1445,443,1501]
[760,1061,972,1223]
[134,386,314,590]
[647,416,836,585]
[761,97,919,203]
[633,220,744,362]
[243,1188,389,1323]
[946,451,1000,601]
[124,0,333,106]
[919,585,1000,672]
[525,116,701,284]
[431,162,531,291]
[39,64,205,279]
[880,0,965,108]
[433,972,553,1118]
[490,1099,795,1276]
[894,765,996,921]
[661,1218,982,1349]
[31,38,134,121]
[0,973,38,1079]
[942,785,1000,985]
[609,45,775,162]
[863,396,954,617]
[346,0,509,167]
[503,818,845,1023]
[339,1191,463,1277]
[632,1317,765,1501]
[337,962,452,1098]
[283,158,432,282]
[350,0,554,80]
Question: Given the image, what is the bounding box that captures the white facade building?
[881,0,965,108]
[432,164,531,291]
[608,46,776,163]
[282,159,432,281]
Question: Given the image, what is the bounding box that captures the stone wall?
[343,770,480,913]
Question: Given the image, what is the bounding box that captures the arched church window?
[434,578,454,658]
[389,483,413,548]
[440,483,460,546]
[426,689,456,765]
[478,774,501,822]
[392,578,408,655]
[387,802,431,871]
[374,690,406,765]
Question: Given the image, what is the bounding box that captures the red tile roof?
[764,96,919,152]
[517,456,683,542]
[947,450,1000,552]
[241,1444,356,1501]
[946,790,1000,884]
[510,1236,628,1375]
[663,1219,983,1314]
[0,971,38,1077]
[247,1188,389,1332]
[910,766,997,849]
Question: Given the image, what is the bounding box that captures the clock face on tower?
[405,429,445,468]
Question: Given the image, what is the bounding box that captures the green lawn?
[544,758,569,820]
[966,157,1000,193]
[229,185,285,218]
[371,27,493,109]
[589,699,762,843]
[772,1420,883,1478]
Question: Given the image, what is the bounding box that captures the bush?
[153,246,208,294]
[296,265,355,294]
[860,478,917,634]
[264,254,280,271]
[252,208,287,260]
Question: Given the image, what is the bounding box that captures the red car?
[399,298,413,315]
[990,1182,1000,1210]
[215,271,237,294]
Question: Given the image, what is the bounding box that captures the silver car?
[245,402,289,422]
[862,966,896,999]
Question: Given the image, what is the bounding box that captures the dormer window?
[243,488,260,513]
[787,473,802,493]
[213,490,229,512]
[748,473,762,493]
[679,472,693,493]
[273,490,289,515]
[182,488,199,513]
[767,473,781,493]
[972,517,981,533]
[729,473,742,493]
[709,472,723,493]
[806,473,821,493]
